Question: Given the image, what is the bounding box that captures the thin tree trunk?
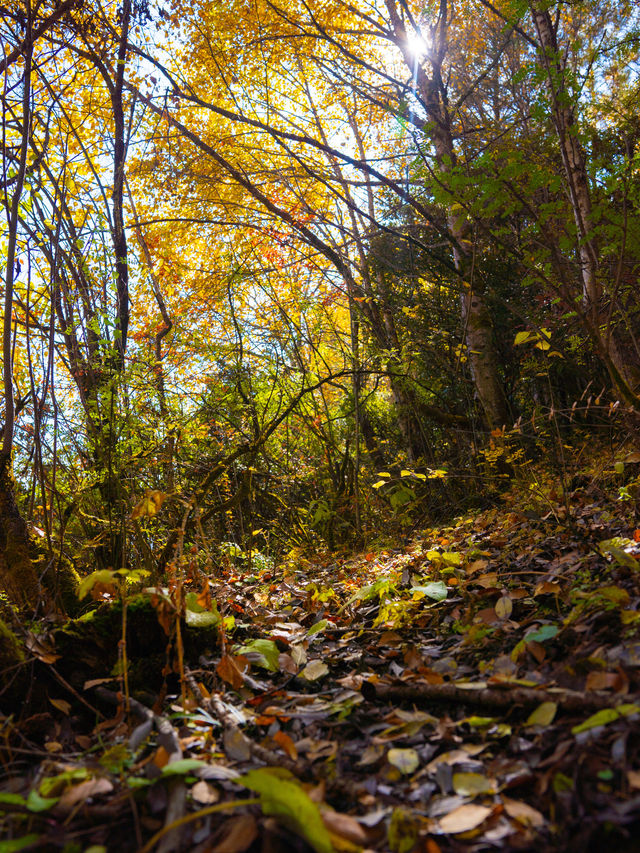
[530,3,639,398]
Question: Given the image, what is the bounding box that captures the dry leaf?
[274,730,298,760]
[300,660,329,681]
[217,654,247,690]
[452,772,494,796]
[439,804,492,834]
[210,814,259,853]
[321,810,369,845]
[387,748,420,775]
[495,596,513,620]
[191,780,220,805]
[55,778,113,814]
[502,797,545,828]
[49,697,72,715]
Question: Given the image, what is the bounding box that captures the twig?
[362,679,632,713]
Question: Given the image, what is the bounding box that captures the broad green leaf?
[234,639,280,671]
[598,542,639,571]
[185,595,221,628]
[411,581,448,602]
[26,790,59,813]
[525,625,559,643]
[525,702,557,727]
[240,768,333,853]
[161,759,210,776]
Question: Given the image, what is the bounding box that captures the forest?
[1,0,640,849]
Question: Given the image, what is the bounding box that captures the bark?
[0,454,40,609]
[530,3,640,397]
[384,0,510,427]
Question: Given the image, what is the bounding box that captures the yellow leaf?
[525,701,557,727]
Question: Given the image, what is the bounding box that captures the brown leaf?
[210,814,259,853]
[502,797,545,828]
[439,804,492,834]
[321,810,369,845]
[55,778,113,814]
[223,727,251,762]
[534,581,562,596]
[49,697,72,715]
[526,640,546,663]
[273,730,298,760]
[191,780,220,805]
[217,654,247,690]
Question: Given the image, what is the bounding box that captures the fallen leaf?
[495,596,513,620]
[321,810,369,845]
[223,728,252,762]
[191,780,220,805]
[452,772,494,796]
[211,814,259,853]
[48,698,72,715]
[525,702,557,727]
[387,748,420,775]
[502,797,545,828]
[55,778,113,813]
[439,803,492,834]
[274,730,298,760]
[300,660,329,681]
[217,654,247,690]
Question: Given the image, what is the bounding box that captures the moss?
[38,551,81,616]
[0,454,41,609]
[0,616,27,702]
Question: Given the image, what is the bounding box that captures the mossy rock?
[55,595,221,691]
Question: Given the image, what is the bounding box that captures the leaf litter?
[2,484,640,852]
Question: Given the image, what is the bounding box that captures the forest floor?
[2,465,640,852]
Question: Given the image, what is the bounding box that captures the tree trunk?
[0,453,40,610]
[530,3,640,399]
[385,0,510,428]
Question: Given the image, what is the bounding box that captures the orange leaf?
[274,730,298,760]
[216,653,247,690]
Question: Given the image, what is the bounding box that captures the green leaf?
[307,619,328,637]
[572,704,640,735]
[525,625,559,643]
[0,793,27,807]
[411,581,448,602]
[234,639,280,671]
[240,769,334,853]
[185,595,221,628]
[0,834,43,852]
[78,569,118,599]
[161,759,209,776]
[26,790,59,813]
